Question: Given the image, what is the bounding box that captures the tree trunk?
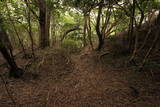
[0,16,23,78]
[83,14,87,47]
[39,0,50,48]
[138,10,160,71]
[129,0,145,63]
[46,8,51,46]
[0,47,24,78]
[5,2,27,57]
[27,7,35,57]
[87,14,93,49]
[51,16,56,46]
[39,4,47,48]
[138,26,160,71]
[128,0,136,52]
[96,1,104,50]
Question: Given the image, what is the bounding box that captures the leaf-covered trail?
[0,48,160,107]
[63,51,136,106]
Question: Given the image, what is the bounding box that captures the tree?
[63,0,96,48]
[96,0,114,50]
[24,0,59,48]
[96,0,104,50]
[0,16,24,78]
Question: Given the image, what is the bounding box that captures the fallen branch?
[0,75,17,105]
[138,26,160,72]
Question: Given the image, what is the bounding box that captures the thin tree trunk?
[128,0,136,52]
[96,1,104,50]
[27,6,35,57]
[129,0,145,62]
[102,7,111,40]
[137,29,151,52]
[138,10,160,71]
[5,2,27,57]
[83,14,87,47]
[87,14,93,49]
[138,27,160,71]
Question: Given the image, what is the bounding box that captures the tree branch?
[61,27,81,41]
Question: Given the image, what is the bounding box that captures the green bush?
[61,39,81,52]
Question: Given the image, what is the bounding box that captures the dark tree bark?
[38,0,50,48]
[0,17,24,78]
[83,14,88,47]
[86,14,93,49]
[128,0,136,52]
[0,47,24,78]
[129,0,145,63]
[24,0,51,49]
[96,0,104,50]
[46,8,51,46]
[39,1,47,48]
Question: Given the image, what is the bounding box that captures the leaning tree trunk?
[138,10,160,71]
[0,16,23,78]
[0,47,24,78]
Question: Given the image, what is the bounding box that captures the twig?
[45,90,51,107]
[124,97,142,106]
[64,55,70,64]
[0,75,17,105]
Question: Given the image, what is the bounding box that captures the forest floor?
[0,46,160,107]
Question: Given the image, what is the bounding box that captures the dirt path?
[54,50,160,107]
[59,52,135,107]
[0,49,160,107]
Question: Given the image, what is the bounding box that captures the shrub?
[61,39,81,52]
